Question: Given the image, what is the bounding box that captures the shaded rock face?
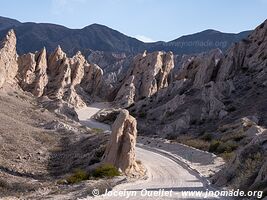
[87,50,134,100]
[216,20,267,81]
[175,48,223,88]
[212,129,267,193]
[127,20,267,137]
[114,51,174,107]
[0,29,18,88]
[17,46,103,108]
[102,109,139,174]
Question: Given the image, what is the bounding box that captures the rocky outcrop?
[17,45,104,108]
[0,29,18,88]
[17,47,48,97]
[102,109,139,174]
[212,129,267,192]
[216,20,267,81]
[127,20,267,138]
[127,49,226,135]
[175,48,223,88]
[114,51,174,107]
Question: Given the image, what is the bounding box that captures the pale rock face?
[103,109,139,174]
[115,51,174,106]
[216,20,267,81]
[17,53,36,88]
[129,50,227,135]
[17,45,104,108]
[0,29,18,88]
[81,62,103,96]
[17,48,48,97]
[114,75,136,106]
[46,46,71,100]
[33,48,48,97]
[175,48,223,88]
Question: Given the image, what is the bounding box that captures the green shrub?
[92,128,103,134]
[209,140,221,153]
[176,137,209,151]
[165,133,177,140]
[139,112,147,118]
[221,152,235,162]
[201,133,213,141]
[183,139,210,151]
[92,164,120,178]
[209,140,238,154]
[66,169,89,184]
[216,141,238,154]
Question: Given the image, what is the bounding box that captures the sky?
[1,0,267,42]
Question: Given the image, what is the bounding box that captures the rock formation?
[102,109,139,174]
[127,20,267,138]
[17,47,48,97]
[212,128,267,192]
[127,49,227,135]
[114,51,174,107]
[17,45,104,109]
[124,19,267,191]
[216,20,267,81]
[0,29,18,88]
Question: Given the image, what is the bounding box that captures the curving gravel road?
[77,103,224,200]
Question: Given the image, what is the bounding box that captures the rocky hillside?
[122,20,267,194]
[0,28,140,198]
[0,16,251,56]
[0,29,107,115]
[114,51,174,107]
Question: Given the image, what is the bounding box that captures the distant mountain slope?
[0,16,21,31]
[0,19,145,55]
[146,29,252,54]
[0,16,252,55]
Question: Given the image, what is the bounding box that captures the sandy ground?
[76,102,111,131]
[76,103,228,200]
[138,137,225,178]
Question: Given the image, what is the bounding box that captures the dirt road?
[77,103,224,199]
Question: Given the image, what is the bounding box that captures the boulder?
[102,109,139,174]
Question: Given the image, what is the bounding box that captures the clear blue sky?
[1,0,267,42]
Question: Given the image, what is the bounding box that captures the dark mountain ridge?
[0,16,252,55]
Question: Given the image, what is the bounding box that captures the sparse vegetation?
[139,112,147,118]
[165,133,177,140]
[209,140,238,154]
[209,140,221,153]
[92,164,120,178]
[201,133,213,141]
[236,152,264,189]
[176,136,210,151]
[91,128,103,134]
[221,152,235,162]
[66,169,89,184]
